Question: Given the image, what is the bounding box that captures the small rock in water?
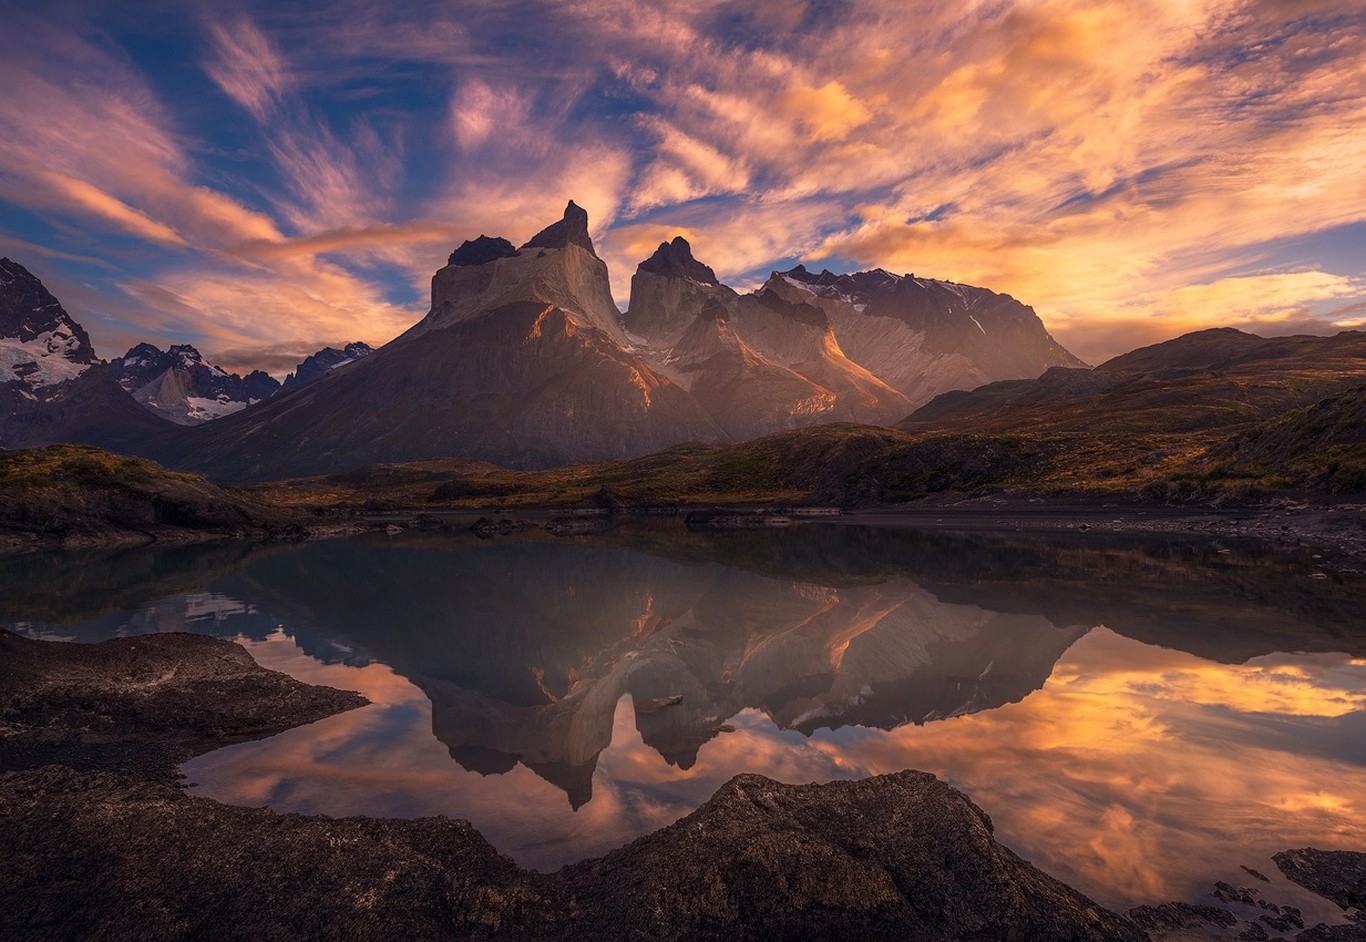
[1127,902,1237,930]
[469,517,536,538]
[1215,880,1259,906]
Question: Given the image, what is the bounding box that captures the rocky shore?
[2,630,1362,941]
[845,494,1366,570]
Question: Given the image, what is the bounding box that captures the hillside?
[0,445,331,552]
[903,328,1366,435]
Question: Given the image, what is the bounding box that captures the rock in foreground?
[559,770,1145,942]
[0,629,1146,941]
[1275,848,1366,911]
[0,629,368,775]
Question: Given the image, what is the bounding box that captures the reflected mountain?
[210,536,1080,807]
[5,522,1364,806]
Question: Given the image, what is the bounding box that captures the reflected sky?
[5,524,1365,915]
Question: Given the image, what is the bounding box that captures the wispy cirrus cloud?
[205,17,292,122]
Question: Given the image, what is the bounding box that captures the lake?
[5,520,1364,916]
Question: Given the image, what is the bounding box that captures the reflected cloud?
[8,525,1366,910]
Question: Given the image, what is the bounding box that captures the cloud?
[2,0,1364,370]
[204,16,292,121]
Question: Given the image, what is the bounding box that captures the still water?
[5,521,1365,914]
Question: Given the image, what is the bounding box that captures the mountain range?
[0,257,372,447]
[3,203,1361,492]
[109,202,1078,479]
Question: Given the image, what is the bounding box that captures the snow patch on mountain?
[0,332,93,385]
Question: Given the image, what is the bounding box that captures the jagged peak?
[168,343,206,363]
[118,342,164,359]
[448,235,519,267]
[753,287,829,328]
[520,200,595,256]
[0,256,34,285]
[638,236,720,286]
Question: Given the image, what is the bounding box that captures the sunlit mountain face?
[6,522,1365,913]
[0,1,1362,377]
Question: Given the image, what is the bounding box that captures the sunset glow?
[2,1,1362,373]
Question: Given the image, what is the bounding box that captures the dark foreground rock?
[1275,849,1366,911]
[0,629,368,777]
[558,771,1146,942]
[2,629,1147,941]
[1127,901,1239,932]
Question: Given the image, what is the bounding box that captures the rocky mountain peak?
[521,200,595,256]
[0,257,97,386]
[281,341,375,391]
[638,236,720,286]
[448,235,519,267]
[167,344,207,367]
[110,342,281,425]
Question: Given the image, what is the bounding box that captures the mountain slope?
[764,264,1085,404]
[1,260,177,450]
[625,238,916,430]
[903,328,1366,435]
[140,205,723,480]
[0,258,95,388]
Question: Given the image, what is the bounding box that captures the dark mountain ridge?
[903,327,1366,435]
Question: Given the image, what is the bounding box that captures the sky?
[0,0,1363,375]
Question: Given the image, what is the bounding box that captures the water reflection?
[4,522,1365,912]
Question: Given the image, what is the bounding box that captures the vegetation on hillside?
[0,445,313,550]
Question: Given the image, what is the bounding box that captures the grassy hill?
[0,445,321,551]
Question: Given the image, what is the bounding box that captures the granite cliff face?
[761,263,1087,404]
[625,238,916,437]
[142,204,722,479]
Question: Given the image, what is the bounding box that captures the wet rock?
[0,630,1154,942]
[470,516,538,537]
[684,509,794,531]
[559,771,1146,942]
[0,629,367,777]
[1275,849,1366,910]
[1127,901,1238,930]
[544,515,614,536]
[0,765,549,942]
